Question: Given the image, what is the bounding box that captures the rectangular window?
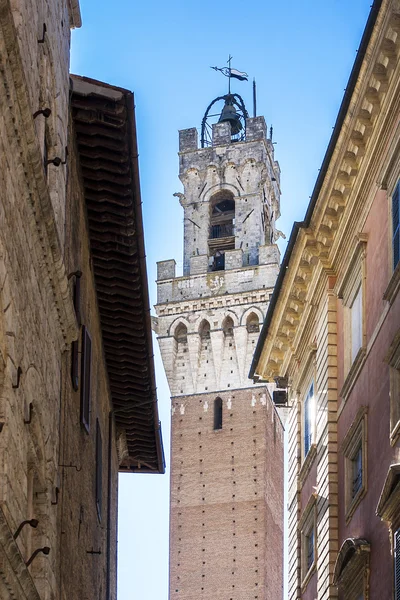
[304,383,314,457]
[342,407,367,523]
[352,443,363,498]
[306,527,314,572]
[96,419,102,522]
[387,331,400,445]
[351,285,363,363]
[395,528,400,600]
[299,498,316,588]
[393,182,400,270]
[80,327,92,432]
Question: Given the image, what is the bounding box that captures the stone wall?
[0,1,120,599]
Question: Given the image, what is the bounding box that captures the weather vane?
[211,55,248,93]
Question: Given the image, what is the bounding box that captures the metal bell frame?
[200,93,249,148]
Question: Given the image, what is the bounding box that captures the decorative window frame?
[299,495,317,591]
[338,234,368,401]
[381,136,400,303]
[296,348,317,478]
[341,407,368,524]
[384,329,400,446]
[376,464,400,600]
[333,537,370,599]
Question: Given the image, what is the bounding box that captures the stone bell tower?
[154,93,284,600]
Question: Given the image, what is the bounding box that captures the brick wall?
[169,387,284,600]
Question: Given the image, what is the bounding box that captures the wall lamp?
[26,546,50,567]
[13,518,39,540]
[33,108,51,119]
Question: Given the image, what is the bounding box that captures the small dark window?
[80,326,92,432]
[393,182,400,270]
[96,419,102,521]
[214,398,223,430]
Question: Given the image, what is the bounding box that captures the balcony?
[209,223,234,239]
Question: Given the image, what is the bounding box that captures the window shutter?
[96,419,102,521]
[395,528,400,600]
[73,273,82,326]
[351,285,363,362]
[70,272,82,391]
[393,183,400,269]
[80,326,92,432]
[71,341,79,391]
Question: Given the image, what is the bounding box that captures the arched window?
[199,320,211,340]
[210,198,235,239]
[174,323,188,344]
[246,312,260,333]
[214,397,223,430]
[223,316,234,337]
[208,191,235,272]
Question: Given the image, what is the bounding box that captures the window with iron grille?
[393,182,400,270]
[96,419,102,522]
[304,383,314,458]
[80,326,92,432]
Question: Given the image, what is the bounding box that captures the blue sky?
[71,2,372,598]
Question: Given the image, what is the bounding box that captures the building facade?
[251,1,400,598]
[0,2,163,599]
[155,102,284,599]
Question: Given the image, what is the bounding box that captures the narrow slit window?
[214,398,223,430]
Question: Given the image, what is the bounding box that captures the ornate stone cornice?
[256,0,400,381]
[0,0,78,347]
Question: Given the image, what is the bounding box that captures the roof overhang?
[71,75,165,474]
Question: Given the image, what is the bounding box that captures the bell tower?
[155,91,284,600]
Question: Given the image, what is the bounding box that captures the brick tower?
[155,94,284,600]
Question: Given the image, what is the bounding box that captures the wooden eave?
[251,0,400,383]
[71,75,165,474]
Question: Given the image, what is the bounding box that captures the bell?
[218,99,242,135]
